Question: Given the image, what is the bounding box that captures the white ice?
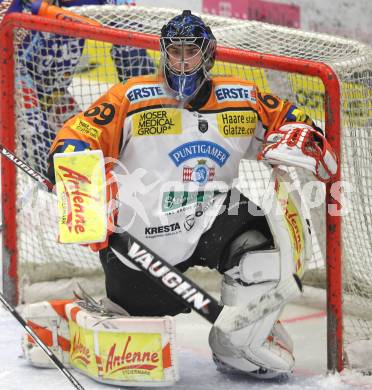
[1,301,372,390]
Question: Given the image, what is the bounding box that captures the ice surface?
[1,303,372,390]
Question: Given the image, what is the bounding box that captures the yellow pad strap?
[54,150,107,244]
[274,171,311,279]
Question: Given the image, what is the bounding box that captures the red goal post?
[0,8,362,373]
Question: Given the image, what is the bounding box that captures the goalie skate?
[212,353,289,380]
[211,320,293,380]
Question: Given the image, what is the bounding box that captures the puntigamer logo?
[132,109,182,136]
[215,84,257,103]
[126,84,167,103]
[169,141,230,167]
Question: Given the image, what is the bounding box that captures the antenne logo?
[105,335,160,375]
[56,165,99,234]
[71,330,91,366]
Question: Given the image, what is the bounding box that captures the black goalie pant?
[99,189,273,317]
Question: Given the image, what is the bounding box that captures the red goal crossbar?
[0,12,342,371]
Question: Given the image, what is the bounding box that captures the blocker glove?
[257,123,338,183]
[87,170,119,252]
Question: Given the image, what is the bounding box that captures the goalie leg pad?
[20,299,179,386]
[20,300,73,368]
[221,229,283,308]
[65,301,179,387]
[209,310,294,377]
[209,229,301,377]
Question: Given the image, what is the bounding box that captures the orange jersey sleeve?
[203,76,316,133]
[50,83,129,159]
[256,91,315,132]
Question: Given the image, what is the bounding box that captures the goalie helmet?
[160,10,216,101]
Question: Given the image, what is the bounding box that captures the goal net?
[0,5,371,372]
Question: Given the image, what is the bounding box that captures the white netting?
[3,5,372,369]
[0,0,11,20]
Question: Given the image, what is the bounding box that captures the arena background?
[136,0,372,46]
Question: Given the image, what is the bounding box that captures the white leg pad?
[222,250,281,307]
[209,307,294,375]
[209,223,302,376]
[19,301,73,368]
[210,171,312,377]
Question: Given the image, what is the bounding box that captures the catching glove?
[257,123,338,183]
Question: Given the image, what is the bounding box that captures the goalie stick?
[0,144,223,323]
[0,292,86,390]
[0,145,54,191]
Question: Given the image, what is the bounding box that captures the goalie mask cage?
[0,5,371,373]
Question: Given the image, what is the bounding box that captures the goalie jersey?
[49,74,314,266]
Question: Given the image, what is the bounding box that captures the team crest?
[198,119,208,133]
[183,160,215,185]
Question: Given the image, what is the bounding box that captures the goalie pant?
[98,189,273,317]
[19,0,155,176]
